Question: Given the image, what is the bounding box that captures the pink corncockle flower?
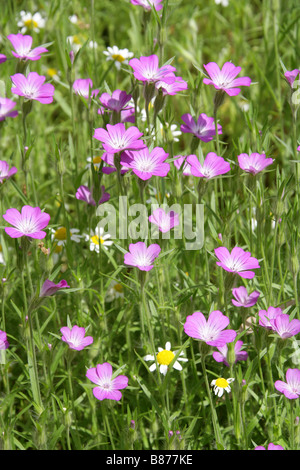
[183,310,237,347]
[0,161,17,183]
[203,62,251,96]
[180,113,222,142]
[75,185,110,206]
[73,78,99,100]
[0,97,18,121]
[39,279,70,297]
[255,443,284,450]
[149,208,179,233]
[187,153,230,179]
[98,105,135,124]
[60,325,93,351]
[120,147,169,181]
[129,54,176,84]
[212,340,248,367]
[269,314,300,339]
[99,89,132,113]
[7,33,48,61]
[215,246,260,279]
[86,362,128,401]
[120,107,135,123]
[258,306,283,329]
[11,72,55,103]
[101,153,129,175]
[124,242,161,271]
[3,205,50,239]
[275,368,300,399]
[232,286,260,308]
[298,146,300,152]
[0,54,7,64]
[0,330,9,350]
[130,0,164,11]
[284,69,300,87]
[93,123,145,154]
[174,155,192,176]
[155,76,188,96]
[237,153,274,175]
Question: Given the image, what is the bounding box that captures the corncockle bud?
[213,90,226,112]
[154,88,165,117]
[190,135,200,153]
[168,431,174,438]
[227,342,236,367]
[291,255,299,276]
[130,420,135,430]
[69,50,74,65]
[144,82,156,107]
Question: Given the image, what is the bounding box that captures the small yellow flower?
[85,227,113,253]
[103,46,134,70]
[211,377,234,397]
[17,11,46,33]
[51,227,82,246]
[144,342,188,376]
[106,280,124,302]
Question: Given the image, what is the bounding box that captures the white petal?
[144,355,154,361]
[178,357,188,362]
[160,365,168,375]
[173,361,182,371]
[149,363,157,372]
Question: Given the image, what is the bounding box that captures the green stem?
[200,353,224,448]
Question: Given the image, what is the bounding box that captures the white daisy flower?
[0,244,5,265]
[67,35,83,53]
[105,280,124,302]
[51,227,82,247]
[42,66,61,82]
[85,155,103,170]
[69,14,78,24]
[103,46,134,70]
[147,122,182,143]
[239,100,250,112]
[17,11,46,34]
[215,0,229,6]
[211,377,235,397]
[144,341,188,376]
[89,41,98,50]
[85,226,113,253]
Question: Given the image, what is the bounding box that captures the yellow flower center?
[156,349,175,366]
[112,54,125,63]
[215,378,229,388]
[72,35,82,45]
[93,156,102,164]
[113,283,123,293]
[91,235,104,245]
[47,68,58,78]
[24,19,38,29]
[54,227,67,241]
